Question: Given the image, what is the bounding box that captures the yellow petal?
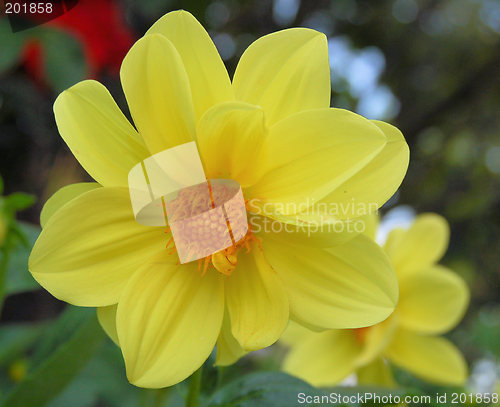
[262,233,398,330]
[197,102,265,186]
[354,316,398,367]
[357,358,395,387]
[215,309,247,366]
[361,213,380,241]
[40,183,100,228]
[29,188,167,307]
[97,304,119,345]
[398,265,469,334]
[233,28,330,126]
[120,34,196,154]
[116,257,224,388]
[246,109,386,213]
[383,227,405,255]
[387,214,450,275]
[54,80,149,187]
[283,330,360,387]
[146,10,233,120]
[309,121,409,219]
[280,320,316,347]
[385,329,468,386]
[225,248,289,351]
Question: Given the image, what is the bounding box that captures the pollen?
[208,227,262,277]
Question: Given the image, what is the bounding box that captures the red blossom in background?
[23,0,135,83]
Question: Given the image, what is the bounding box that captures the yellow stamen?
[165,237,174,249]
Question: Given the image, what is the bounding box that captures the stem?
[137,389,153,407]
[0,248,10,314]
[216,366,226,390]
[186,366,203,407]
[154,388,169,407]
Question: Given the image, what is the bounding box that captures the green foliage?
[30,307,97,367]
[472,307,500,358]
[5,222,40,295]
[0,323,43,367]
[0,179,38,311]
[38,27,87,92]
[202,372,321,407]
[2,309,106,407]
[48,343,139,407]
[0,21,86,91]
[0,20,26,74]
[2,193,36,212]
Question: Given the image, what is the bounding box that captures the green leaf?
[202,372,324,407]
[4,193,36,212]
[0,323,44,366]
[5,222,40,295]
[0,19,25,74]
[38,27,87,92]
[2,312,106,407]
[48,343,139,407]
[472,306,500,357]
[30,306,94,368]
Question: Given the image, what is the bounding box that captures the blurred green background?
[0,0,499,405]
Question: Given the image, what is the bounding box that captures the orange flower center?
[164,180,258,276]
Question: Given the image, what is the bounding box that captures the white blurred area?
[468,358,499,394]
[376,205,416,246]
[328,37,401,121]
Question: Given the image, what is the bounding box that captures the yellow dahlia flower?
[29,10,409,388]
[283,213,469,387]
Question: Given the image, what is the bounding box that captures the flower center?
[207,228,261,276]
[164,180,258,276]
